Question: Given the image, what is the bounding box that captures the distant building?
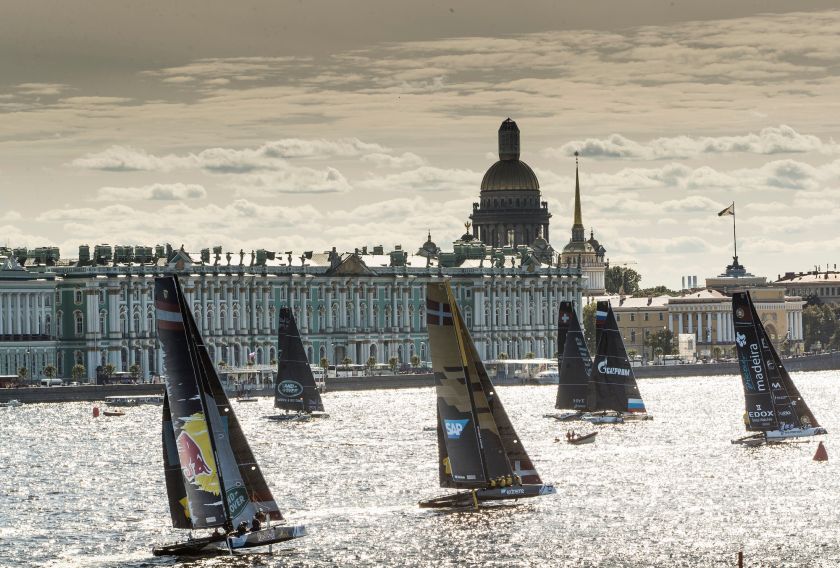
[773,269,840,306]
[593,255,805,360]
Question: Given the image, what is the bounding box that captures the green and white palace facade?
[0,240,584,380]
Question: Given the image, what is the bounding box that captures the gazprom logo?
[444,419,470,440]
[597,359,630,376]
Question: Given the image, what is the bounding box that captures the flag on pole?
[718,203,735,216]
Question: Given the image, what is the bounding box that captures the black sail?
[555,301,592,410]
[732,292,779,431]
[161,392,191,529]
[733,292,821,432]
[156,275,279,529]
[275,307,324,413]
[589,301,647,413]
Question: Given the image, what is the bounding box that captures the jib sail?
[161,392,191,529]
[733,292,779,431]
[156,276,278,530]
[590,301,646,413]
[555,301,592,411]
[275,307,324,413]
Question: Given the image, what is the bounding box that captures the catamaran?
[419,281,555,508]
[153,276,305,556]
[583,300,652,424]
[267,307,327,421]
[546,301,592,421]
[731,291,826,446]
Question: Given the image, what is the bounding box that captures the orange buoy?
[92,406,100,418]
[813,441,828,462]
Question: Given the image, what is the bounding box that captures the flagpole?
[732,202,737,260]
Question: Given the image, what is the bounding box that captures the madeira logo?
[444,418,470,440]
[277,380,304,398]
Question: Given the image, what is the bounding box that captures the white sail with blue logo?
[420,280,555,508]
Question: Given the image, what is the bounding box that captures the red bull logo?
[177,431,212,480]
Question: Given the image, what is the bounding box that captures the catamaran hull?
[582,413,623,424]
[543,411,585,421]
[266,412,329,422]
[153,524,306,556]
[419,484,556,508]
[732,427,828,446]
[622,412,653,421]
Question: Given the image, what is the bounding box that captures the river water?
[1,372,839,567]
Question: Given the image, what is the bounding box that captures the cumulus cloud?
[71,138,395,173]
[356,166,480,193]
[15,82,68,96]
[547,126,840,160]
[230,166,352,195]
[361,152,427,168]
[97,183,207,201]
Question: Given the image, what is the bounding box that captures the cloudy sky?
[2,1,839,288]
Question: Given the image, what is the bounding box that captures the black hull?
[266,412,329,422]
[419,484,556,508]
[153,525,305,556]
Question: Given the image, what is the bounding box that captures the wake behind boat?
[730,291,826,446]
[266,307,328,421]
[419,281,555,509]
[152,276,305,556]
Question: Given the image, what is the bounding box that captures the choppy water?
[1,372,840,567]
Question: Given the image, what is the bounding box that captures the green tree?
[320,357,329,372]
[71,364,86,380]
[18,367,28,381]
[497,352,509,360]
[634,286,679,297]
[524,351,535,359]
[605,266,641,295]
[582,302,597,353]
[410,355,420,368]
[388,356,399,373]
[341,356,352,366]
[802,304,838,350]
[129,363,141,380]
[645,328,676,357]
[103,363,116,379]
[43,365,57,379]
[366,357,376,375]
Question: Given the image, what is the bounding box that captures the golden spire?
[573,151,583,227]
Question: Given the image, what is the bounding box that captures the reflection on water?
[1,373,840,567]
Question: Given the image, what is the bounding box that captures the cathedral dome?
[480,118,540,191]
[480,160,540,191]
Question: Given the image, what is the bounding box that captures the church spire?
[571,151,585,242]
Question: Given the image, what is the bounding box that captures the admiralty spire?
[469,119,551,248]
[561,152,607,294]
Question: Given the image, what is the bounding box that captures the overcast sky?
[2,1,839,288]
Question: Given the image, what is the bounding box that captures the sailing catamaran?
[731,291,826,446]
[419,281,555,508]
[584,300,651,424]
[267,307,327,421]
[153,276,305,556]
[547,301,593,421]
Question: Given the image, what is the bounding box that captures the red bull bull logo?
[177,431,212,480]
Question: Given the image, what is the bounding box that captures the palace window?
[644,313,649,321]
[74,289,82,304]
[74,311,84,336]
[659,313,663,321]
[630,313,635,322]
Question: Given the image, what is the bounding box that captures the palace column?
[668,312,674,333]
[716,312,723,344]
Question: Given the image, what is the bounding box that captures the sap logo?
[444,419,470,440]
[735,332,747,348]
[597,359,630,376]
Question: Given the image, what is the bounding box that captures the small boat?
[267,307,327,422]
[102,409,126,417]
[730,291,827,446]
[152,275,305,556]
[419,281,556,509]
[0,399,22,408]
[565,430,598,445]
